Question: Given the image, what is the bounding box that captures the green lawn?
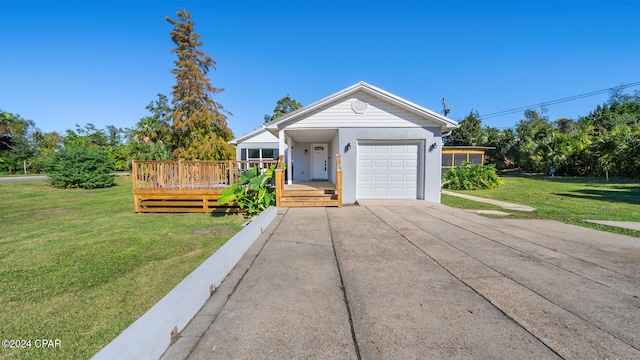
[0,177,245,360]
[442,173,640,237]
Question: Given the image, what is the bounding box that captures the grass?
[0,177,245,360]
[441,172,640,237]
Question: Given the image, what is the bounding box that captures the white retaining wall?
[92,207,277,360]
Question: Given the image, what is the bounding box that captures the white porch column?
[278,129,285,155]
[286,134,293,185]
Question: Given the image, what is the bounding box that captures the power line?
[481,82,640,119]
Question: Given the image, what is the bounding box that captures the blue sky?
[2,0,639,138]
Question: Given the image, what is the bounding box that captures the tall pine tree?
[166,9,234,160]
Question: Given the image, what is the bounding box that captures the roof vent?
[351,98,368,114]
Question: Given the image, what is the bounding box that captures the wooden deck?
[132,157,342,213]
[132,159,277,213]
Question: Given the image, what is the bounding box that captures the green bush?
[442,162,504,190]
[45,147,115,189]
[218,164,278,217]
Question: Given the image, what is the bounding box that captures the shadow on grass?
[554,187,640,206]
[500,171,639,185]
[209,207,244,218]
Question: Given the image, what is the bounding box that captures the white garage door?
[357,144,418,199]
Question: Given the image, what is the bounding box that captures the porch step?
[282,189,336,196]
[279,200,341,207]
[280,196,337,202]
[279,190,340,207]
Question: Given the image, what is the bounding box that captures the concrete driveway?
[164,202,640,359]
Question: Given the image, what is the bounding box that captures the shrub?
[442,162,504,190]
[218,164,278,217]
[45,147,115,189]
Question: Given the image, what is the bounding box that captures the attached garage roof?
[265,81,459,132]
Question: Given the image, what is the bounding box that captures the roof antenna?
[442,98,451,116]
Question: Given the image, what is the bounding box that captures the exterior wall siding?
[291,142,311,181]
[233,129,281,160]
[286,92,442,129]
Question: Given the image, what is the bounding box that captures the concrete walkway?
[163,204,639,359]
[441,190,536,211]
[584,220,640,232]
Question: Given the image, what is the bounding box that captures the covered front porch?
[275,155,342,208]
[276,128,340,185]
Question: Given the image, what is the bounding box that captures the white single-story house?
[230,81,458,204]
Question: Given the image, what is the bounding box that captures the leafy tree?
[607,84,640,106]
[554,118,577,135]
[33,130,63,157]
[105,125,126,147]
[134,94,173,145]
[62,129,91,149]
[512,110,555,171]
[76,123,107,146]
[515,110,553,142]
[447,88,639,177]
[0,111,40,173]
[166,9,234,160]
[446,110,482,146]
[129,141,173,160]
[484,127,517,169]
[8,135,36,173]
[263,94,303,123]
[61,124,131,171]
[0,111,14,150]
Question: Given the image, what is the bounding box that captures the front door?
[311,143,328,180]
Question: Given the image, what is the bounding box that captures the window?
[442,154,453,167]
[244,148,278,160]
[248,149,260,159]
[454,153,467,166]
[469,153,483,164]
[262,149,274,159]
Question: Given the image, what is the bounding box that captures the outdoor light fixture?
[304,149,308,154]
[429,142,438,152]
[344,143,351,153]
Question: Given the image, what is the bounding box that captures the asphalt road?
[0,175,48,182]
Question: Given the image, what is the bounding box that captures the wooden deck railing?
[275,155,285,206]
[132,159,279,190]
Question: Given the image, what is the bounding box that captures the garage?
[357,143,420,199]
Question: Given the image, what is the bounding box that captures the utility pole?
[442,98,451,116]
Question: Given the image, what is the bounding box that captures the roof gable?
[265,81,458,132]
[229,126,277,145]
